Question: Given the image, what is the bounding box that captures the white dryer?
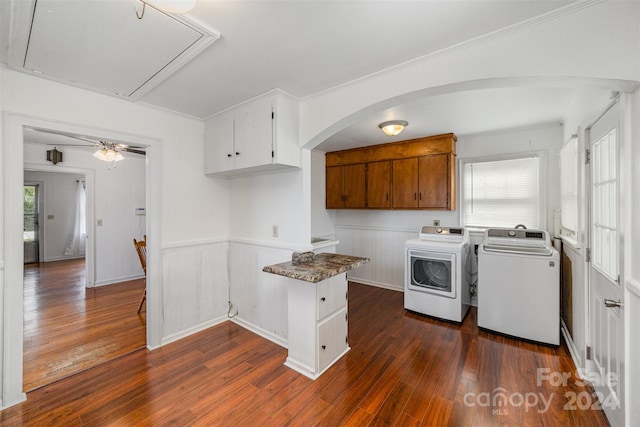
[404,226,470,322]
[478,228,560,345]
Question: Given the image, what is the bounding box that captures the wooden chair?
[133,235,147,313]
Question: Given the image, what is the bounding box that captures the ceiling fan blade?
[122,147,146,155]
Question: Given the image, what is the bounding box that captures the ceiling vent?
[5,0,219,100]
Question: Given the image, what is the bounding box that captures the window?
[463,156,540,228]
[559,136,578,238]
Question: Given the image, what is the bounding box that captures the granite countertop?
[262,252,370,283]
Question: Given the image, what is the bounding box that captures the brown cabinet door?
[326,166,345,208]
[392,158,418,208]
[344,164,366,208]
[418,154,449,209]
[367,161,391,208]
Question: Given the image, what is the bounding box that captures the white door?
[588,100,624,426]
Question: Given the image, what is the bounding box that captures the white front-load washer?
[404,226,470,323]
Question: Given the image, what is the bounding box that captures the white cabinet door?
[233,95,273,169]
[317,274,347,321]
[317,307,348,372]
[204,111,234,174]
[204,89,300,176]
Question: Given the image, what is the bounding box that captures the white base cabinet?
[285,273,349,379]
[204,89,300,176]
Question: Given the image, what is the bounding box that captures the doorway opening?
[23,184,41,264]
[22,131,148,391]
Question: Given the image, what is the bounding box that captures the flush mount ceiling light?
[93,142,125,163]
[379,120,408,136]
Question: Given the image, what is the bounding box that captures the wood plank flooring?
[23,259,146,391]
[6,281,609,426]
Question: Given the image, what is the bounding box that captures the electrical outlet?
[272,224,279,238]
[433,219,440,226]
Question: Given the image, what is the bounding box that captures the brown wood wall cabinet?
[326,133,457,210]
[326,164,366,208]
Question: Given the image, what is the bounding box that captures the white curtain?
[64,180,87,256]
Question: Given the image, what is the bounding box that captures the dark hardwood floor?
[5,281,608,426]
[23,259,146,391]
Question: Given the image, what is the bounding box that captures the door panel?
[343,164,366,208]
[326,166,344,208]
[366,161,391,208]
[392,158,418,208]
[418,154,448,208]
[589,101,623,426]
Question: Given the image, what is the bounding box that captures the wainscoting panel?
[228,241,293,346]
[161,240,229,340]
[335,226,414,291]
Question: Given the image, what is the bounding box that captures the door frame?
[585,95,625,425]
[23,180,44,264]
[2,112,163,409]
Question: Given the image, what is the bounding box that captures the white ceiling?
[317,86,580,152]
[2,0,610,151]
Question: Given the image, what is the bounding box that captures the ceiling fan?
[33,129,146,160]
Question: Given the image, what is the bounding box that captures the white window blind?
[560,136,578,237]
[463,157,540,228]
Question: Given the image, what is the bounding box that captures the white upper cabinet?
[205,89,300,176]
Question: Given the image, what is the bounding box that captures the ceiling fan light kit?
[93,141,125,163]
[379,120,408,136]
[93,148,124,163]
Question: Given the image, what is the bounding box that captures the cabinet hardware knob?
[414,193,417,200]
[320,297,326,302]
[227,154,232,157]
[235,152,240,155]
[321,345,326,350]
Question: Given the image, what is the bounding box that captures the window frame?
[559,135,579,240]
[459,151,547,231]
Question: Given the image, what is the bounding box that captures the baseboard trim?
[348,277,403,292]
[95,274,144,287]
[0,393,27,412]
[561,319,583,371]
[230,316,288,349]
[150,315,228,350]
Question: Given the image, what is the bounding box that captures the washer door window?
[409,250,456,299]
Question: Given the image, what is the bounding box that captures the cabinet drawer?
[317,308,348,372]
[317,275,347,321]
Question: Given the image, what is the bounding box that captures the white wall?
[310,150,336,239]
[24,143,147,284]
[0,69,230,408]
[23,170,86,262]
[299,1,640,148]
[624,88,640,424]
[226,151,312,344]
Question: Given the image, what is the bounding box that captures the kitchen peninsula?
[263,252,369,379]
